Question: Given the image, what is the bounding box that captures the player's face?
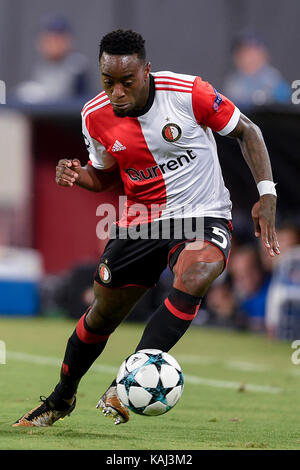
[100,52,151,117]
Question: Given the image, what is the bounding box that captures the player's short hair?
[99,29,146,63]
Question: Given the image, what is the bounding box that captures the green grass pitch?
[1,317,300,450]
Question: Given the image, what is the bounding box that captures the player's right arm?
[56,156,121,192]
[56,106,122,192]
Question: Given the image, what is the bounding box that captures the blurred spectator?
[265,221,300,339]
[223,30,290,108]
[228,244,270,332]
[201,277,247,330]
[40,261,97,318]
[276,221,300,254]
[14,14,90,103]
[259,221,300,274]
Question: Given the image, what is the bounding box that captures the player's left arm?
[228,113,280,257]
[191,77,279,257]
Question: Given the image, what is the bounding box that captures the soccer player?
[14,30,279,427]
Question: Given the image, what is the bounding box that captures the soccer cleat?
[13,395,76,427]
[96,385,129,425]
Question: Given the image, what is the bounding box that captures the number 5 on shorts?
[211,226,228,249]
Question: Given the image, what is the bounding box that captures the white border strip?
[217,106,240,136]
[82,96,107,117]
[155,80,193,88]
[82,92,106,113]
[82,99,111,119]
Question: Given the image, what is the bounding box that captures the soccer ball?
[116,349,184,416]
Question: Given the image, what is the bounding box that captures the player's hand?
[251,195,280,257]
[56,159,81,187]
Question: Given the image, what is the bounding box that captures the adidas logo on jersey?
[112,140,126,152]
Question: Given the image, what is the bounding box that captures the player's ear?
[144,62,151,80]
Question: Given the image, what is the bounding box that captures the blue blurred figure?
[228,244,270,332]
[223,30,290,108]
[15,14,90,103]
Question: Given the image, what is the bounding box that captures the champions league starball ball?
[116,349,184,416]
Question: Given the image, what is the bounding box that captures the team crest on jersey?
[162,123,182,142]
[99,263,112,284]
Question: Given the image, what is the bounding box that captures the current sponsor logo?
[124,150,197,182]
[162,123,182,142]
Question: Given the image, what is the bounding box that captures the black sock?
[50,311,110,401]
[135,287,202,352]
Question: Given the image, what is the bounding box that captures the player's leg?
[99,244,224,425]
[135,218,232,351]
[135,241,225,351]
[102,247,224,425]
[13,283,147,427]
[57,282,148,397]
[98,219,231,425]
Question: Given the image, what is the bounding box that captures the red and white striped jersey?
[81,71,240,226]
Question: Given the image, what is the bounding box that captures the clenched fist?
[56,159,82,187]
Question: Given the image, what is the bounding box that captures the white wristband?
[257,180,277,197]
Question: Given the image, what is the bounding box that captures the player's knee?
[86,297,121,334]
[177,261,223,296]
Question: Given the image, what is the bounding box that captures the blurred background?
[0,0,300,341]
